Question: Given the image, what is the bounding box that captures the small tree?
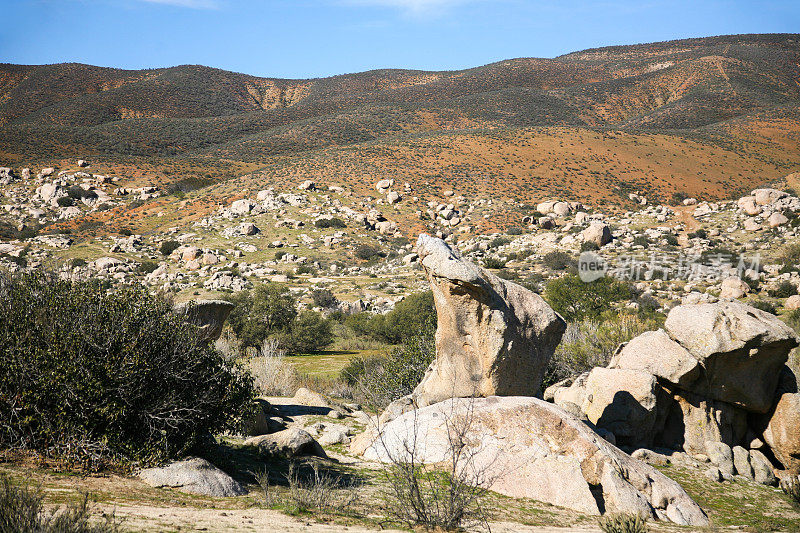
[227,284,297,349]
[544,274,631,322]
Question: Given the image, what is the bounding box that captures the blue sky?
[1,0,798,79]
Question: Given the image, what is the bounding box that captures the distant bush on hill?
[0,272,254,468]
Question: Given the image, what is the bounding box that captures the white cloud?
[343,0,480,16]
[140,0,219,9]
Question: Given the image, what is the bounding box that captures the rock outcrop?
[173,299,235,342]
[138,457,246,497]
[361,396,708,526]
[664,301,797,413]
[549,300,798,468]
[411,234,566,407]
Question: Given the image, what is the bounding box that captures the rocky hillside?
[1,34,799,209]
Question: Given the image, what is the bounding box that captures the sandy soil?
[96,503,601,532]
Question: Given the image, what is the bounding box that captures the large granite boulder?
[173,299,235,342]
[763,392,800,474]
[664,301,798,413]
[559,367,663,448]
[138,457,246,497]
[609,329,700,389]
[360,396,708,526]
[411,234,566,407]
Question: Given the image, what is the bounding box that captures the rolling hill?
[1,33,799,208]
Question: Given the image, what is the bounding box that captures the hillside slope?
[1,33,799,207]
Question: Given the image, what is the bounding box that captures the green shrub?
[311,289,337,309]
[314,218,346,229]
[632,235,649,248]
[489,237,510,248]
[275,250,287,261]
[542,251,575,271]
[227,284,297,349]
[0,475,120,532]
[664,234,679,246]
[227,284,332,354]
[544,274,632,322]
[580,241,600,252]
[69,258,87,268]
[57,196,75,207]
[137,261,158,274]
[598,513,649,533]
[483,257,507,269]
[0,272,254,466]
[770,280,798,298]
[543,314,660,389]
[67,186,97,201]
[750,299,778,315]
[365,291,435,345]
[342,324,435,409]
[296,265,316,275]
[506,226,523,235]
[276,311,333,355]
[688,228,707,240]
[355,245,381,261]
[160,240,180,256]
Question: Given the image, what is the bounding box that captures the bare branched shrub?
[286,461,358,515]
[598,513,650,533]
[373,396,496,532]
[0,475,120,532]
[249,339,299,397]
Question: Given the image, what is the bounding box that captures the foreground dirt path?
[96,503,602,533]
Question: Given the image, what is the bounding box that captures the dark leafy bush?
[67,186,97,201]
[750,299,778,315]
[688,228,707,240]
[311,288,337,309]
[542,251,575,271]
[160,240,180,256]
[356,291,435,345]
[580,241,600,252]
[0,272,255,467]
[314,218,346,229]
[664,234,679,246]
[0,475,120,532]
[544,274,632,322]
[506,226,523,235]
[137,261,158,274]
[489,237,510,248]
[355,244,381,261]
[227,284,297,349]
[296,265,316,275]
[275,311,333,355]
[57,196,75,207]
[770,280,798,298]
[632,235,649,248]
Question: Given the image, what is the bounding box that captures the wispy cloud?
[343,0,482,17]
[139,0,219,9]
